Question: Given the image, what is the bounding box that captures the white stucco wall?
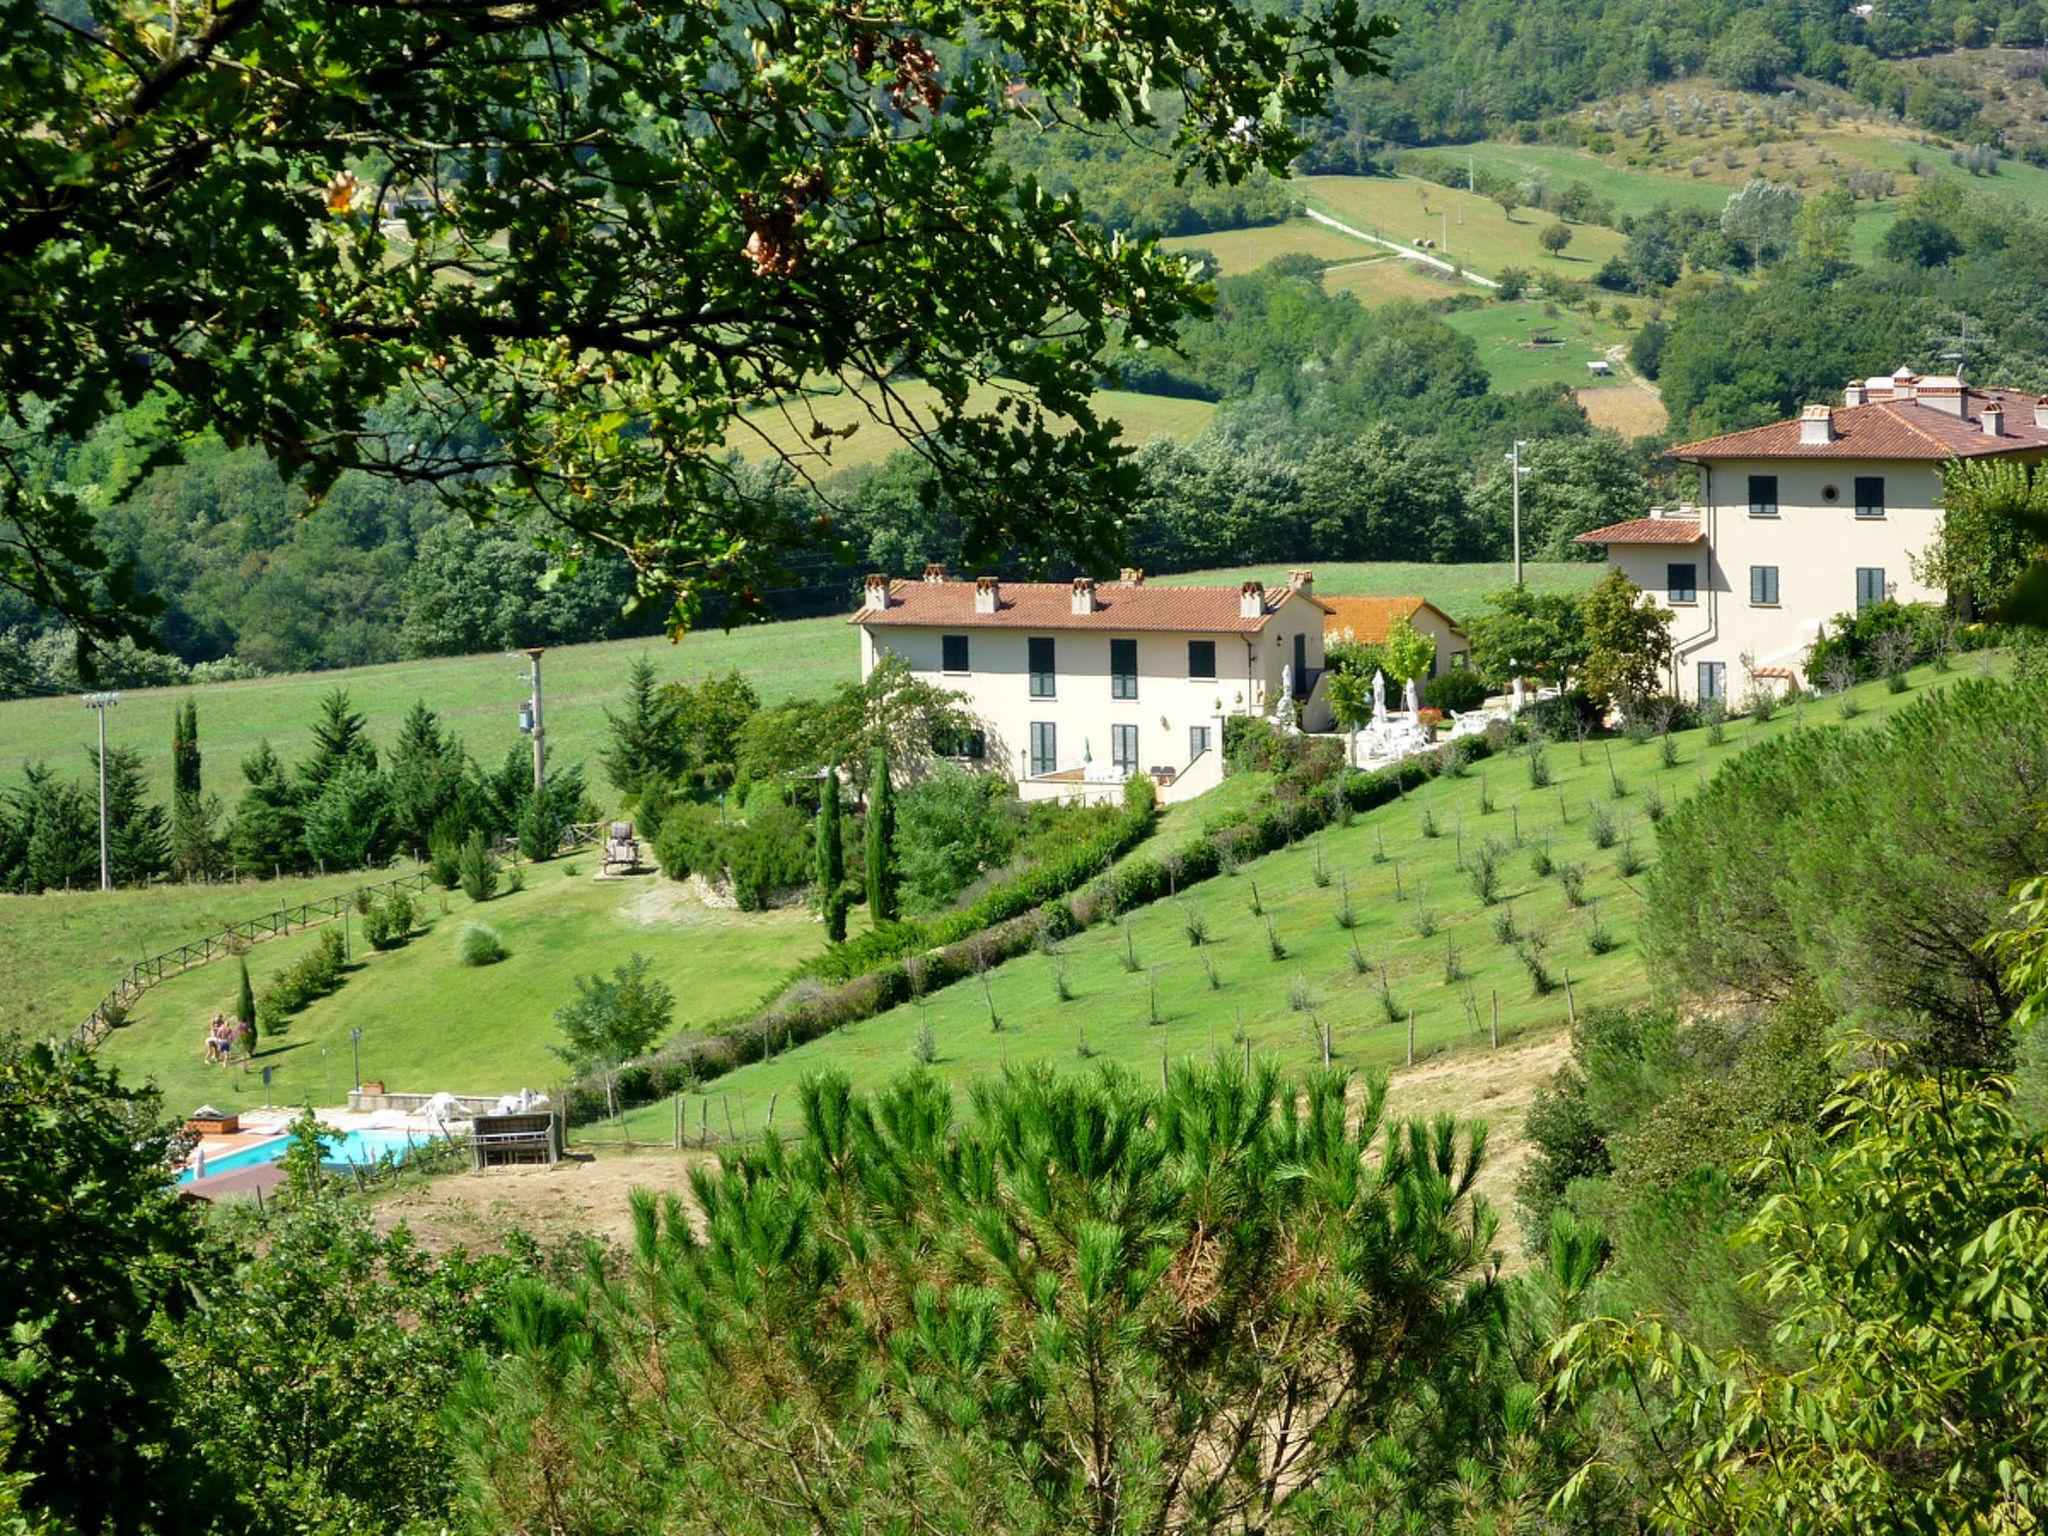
[1613,453,2042,702]
[856,589,1326,796]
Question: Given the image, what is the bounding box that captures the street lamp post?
[350,1027,363,1094]
[82,692,120,891]
[1505,441,1531,589]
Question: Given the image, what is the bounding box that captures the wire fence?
[75,870,432,1050]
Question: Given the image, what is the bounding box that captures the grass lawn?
[0,563,1593,807]
[614,656,1981,1141]
[1438,300,1631,396]
[1302,174,1628,282]
[0,864,425,1041]
[1319,256,1485,306]
[1160,218,1385,274]
[723,384,1214,474]
[1459,143,1729,222]
[94,858,829,1116]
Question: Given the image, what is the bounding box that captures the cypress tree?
[600,658,684,805]
[864,751,897,924]
[236,956,258,1046]
[171,700,201,798]
[817,771,847,942]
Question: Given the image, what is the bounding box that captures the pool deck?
[179,1103,461,1201]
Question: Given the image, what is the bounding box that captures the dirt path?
[1302,206,1501,287]
[376,1030,1569,1259]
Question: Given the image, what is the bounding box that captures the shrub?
[1469,839,1503,905]
[258,926,348,1026]
[458,832,499,903]
[1617,834,1646,878]
[1266,915,1286,961]
[363,889,416,951]
[1588,804,1618,849]
[1181,903,1208,946]
[909,1021,937,1065]
[1530,840,1554,878]
[897,769,1020,911]
[1659,734,1679,770]
[1516,935,1556,995]
[1644,786,1666,824]
[1424,669,1490,714]
[1558,862,1588,907]
[459,923,508,966]
[1411,906,1438,939]
[427,814,465,889]
[1527,747,1553,789]
[1587,918,1620,955]
[1492,905,1518,944]
[1704,698,1728,746]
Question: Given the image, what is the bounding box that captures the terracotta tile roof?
[1322,595,1466,642]
[850,578,1328,633]
[1573,517,1705,546]
[1672,389,2048,461]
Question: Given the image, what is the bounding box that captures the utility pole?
[515,648,546,792]
[1506,441,1531,588]
[83,692,119,891]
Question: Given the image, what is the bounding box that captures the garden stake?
[1406,1008,1415,1067]
[1491,990,1500,1049]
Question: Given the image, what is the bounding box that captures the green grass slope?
[0,865,425,1040]
[614,659,1974,1139]
[1438,300,1631,395]
[1302,175,1629,282]
[725,385,1215,474]
[93,858,829,1116]
[0,563,1595,807]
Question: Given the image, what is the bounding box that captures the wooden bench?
[468,1110,562,1170]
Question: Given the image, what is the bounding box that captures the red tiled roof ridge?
[1572,516,1705,546]
[1671,388,2048,461]
[849,574,1330,632]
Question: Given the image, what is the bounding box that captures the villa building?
[1576,369,2048,702]
[1320,595,1471,676]
[851,567,1332,802]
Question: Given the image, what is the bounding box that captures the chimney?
[863,574,889,612]
[922,562,947,584]
[2035,398,2048,430]
[1919,375,1965,416]
[1118,567,1146,586]
[974,575,1000,615]
[1288,568,1315,597]
[1983,402,2006,438]
[1239,580,1265,621]
[1800,405,1835,445]
[1071,576,1097,615]
[1843,381,1868,407]
[1891,366,1919,401]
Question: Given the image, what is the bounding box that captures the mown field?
[1320,255,1484,305]
[0,562,1594,808]
[1439,299,1631,395]
[1302,174,1630,281]
[609,658,1976,1141]
[1160,217,1387,274]
[722,383,1216,474]
[92,858,833,1116]
[0,864,425,1041]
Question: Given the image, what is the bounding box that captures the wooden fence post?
[766,1093,778,1133]
[1490,990,1500,1050]
[1564,967,1577,1028]
[672,1092,682,1150]
[1406,1008,1415,1067]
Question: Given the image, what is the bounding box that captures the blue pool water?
[181,1127,440,1184]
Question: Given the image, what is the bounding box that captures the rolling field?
[1458,143,1729,221]
[1319,256,1484,305]
[1438,300,1631,396]
[1302,175,1629,282]
[610,658,1972,1141]
[1160,217,1383,274]
[0,563,1593,807]
[93,858,831,1116]
[724,384,1214,474]
[0,864,426,1041]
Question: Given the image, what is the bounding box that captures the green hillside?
[1438,300,1631,395]
[724,385,1216,474]
[0,563,1595,808]
[610,658,1972,1142]
[1302,175,1629,281]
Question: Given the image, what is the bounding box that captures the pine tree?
[95,746,169,885]
[817,771,847,942]
[299,688,376,793]
[388,701,469,856]
[600,658,684,805]
[864,751,897,924]
[228,741,306,878]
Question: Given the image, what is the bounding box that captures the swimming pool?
[181,1127,443,1184]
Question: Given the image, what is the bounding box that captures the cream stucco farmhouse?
[851,567,1332,803]
[1576,369,2048,703]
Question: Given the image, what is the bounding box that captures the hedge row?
[563,728,1503,1125]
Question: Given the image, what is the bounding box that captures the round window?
[1822,484,1840,503]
